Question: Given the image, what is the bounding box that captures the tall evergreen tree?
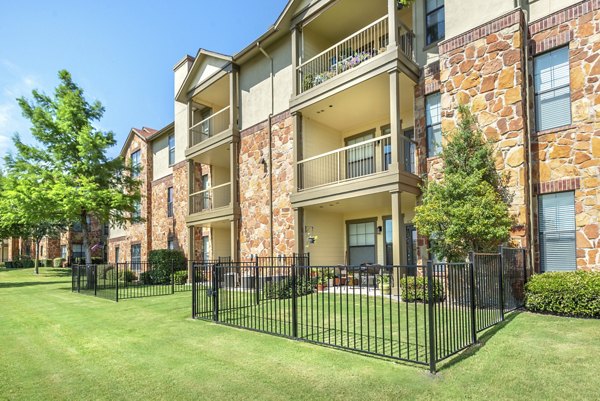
[9,70,141,265]
[414,105,513,261]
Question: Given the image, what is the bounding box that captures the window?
[345,131,375,179]
[168,134,175,165]
[167,187,174,217]
[426,93,442,157]
[426,0,445,45]
[132,201,141,221]
[539,191,576,272]
[168,236,175,250]
[131,150,141,178]
[103,223,110,236]
[131,244,142,272]
[72,222,82,232]
[534,46,571,131]
[72,244,84,259]
[201,175,210,210]
[115,246,120,264]
[202,236,209,261]
[40,245,44,257]
[347,221,376,266]
[61,245,67,259]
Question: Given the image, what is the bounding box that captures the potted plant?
[378,274,391,295]
[317,275,328,292]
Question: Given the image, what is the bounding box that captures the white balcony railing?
[189,182,231,215]
[297,16,416,94]
[297,135,390,190]
[189,106,231,148]
[297,134,418,191]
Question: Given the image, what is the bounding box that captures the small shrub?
[53,258,64,268]
[139,271,154,285]
[400,276,445,303]
[263,276,316,300]
[525,271,600,318]
[173,270,188,285]
[21,258,34,268]
[97,264,114,280]
[5,261,14,268]
[106,268,137,283]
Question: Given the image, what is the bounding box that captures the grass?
[1,268,599,400]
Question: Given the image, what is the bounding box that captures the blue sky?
[0,0,287,160]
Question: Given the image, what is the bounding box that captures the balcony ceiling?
[192,74,229,109]
[304,191,417,215]
[304,0,387,44]
[190,142,231,168]
[301,73,415,132]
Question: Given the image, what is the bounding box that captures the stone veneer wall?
[438,9,529,247]
[107,134,152,262]
[529,0,600,271]
[238,111,295,259]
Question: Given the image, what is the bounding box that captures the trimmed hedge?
[400,276,445,303]
[106,268,136,283]
[173,270,188,285]
[53,258,64,268]
[525,271,600,318]
[147,249,186,285]
[264,276,316,300]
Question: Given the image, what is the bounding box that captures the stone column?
[231,219,239,262]
[187,225,195,280]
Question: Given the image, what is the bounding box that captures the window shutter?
[539,192,576,272]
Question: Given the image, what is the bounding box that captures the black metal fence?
[71,260,191,301]
[192,248,527,372]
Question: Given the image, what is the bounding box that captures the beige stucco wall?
[174,58,193,166]
[188,57,230,90]
[239,37,293,129]
[152,132,174,181]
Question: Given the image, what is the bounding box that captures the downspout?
[517,0,536,274]
[257,42,275,258]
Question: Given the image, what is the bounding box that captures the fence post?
[115,263,119,302]
[291,264,298,338]
[171,259,175,294]
[469,252,477,344]
[498,246,505,321]
[426,260,437,374]
[191,261,196,319]
[212,262,219,322]
[94,265,97,297]
[255,256,260,306]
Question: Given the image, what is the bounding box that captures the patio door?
[383,219,418,266]
[345,131,375,179]
[200,108,212,139]
[347,220,376,266]
[202,236,210,261]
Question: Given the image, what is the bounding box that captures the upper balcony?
[291,0,418,110]
[177,50,239,161]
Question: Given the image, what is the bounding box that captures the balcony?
[187,182,234,224]
[186,106,233,159]
[296,17,415,95]
[297,134,416,192]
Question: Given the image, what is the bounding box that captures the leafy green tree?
[414,105,512,262]
[0,163,64,274]
[10,70,141,265]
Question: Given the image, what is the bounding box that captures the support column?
[291,26,299,96]
[229,68,239,131]
[187,225,195,279]
[231,219,239,262]
[391,190,407,295]
[292,112,303,191]
[294,207,305,255]
[389,69,405,172]
[188,160,195,215]
[387,0,399,49]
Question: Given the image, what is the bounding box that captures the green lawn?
[1,268,599,401]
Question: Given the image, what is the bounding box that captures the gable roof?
[118,126,157,157]
[175,49,233,103]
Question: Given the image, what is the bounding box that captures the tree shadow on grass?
[437,310,522,372]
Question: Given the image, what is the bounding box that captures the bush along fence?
[192,247,527,373]
[71,260,191,301]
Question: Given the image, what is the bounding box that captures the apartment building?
[109,0,600,273]
[1,215,108,264]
